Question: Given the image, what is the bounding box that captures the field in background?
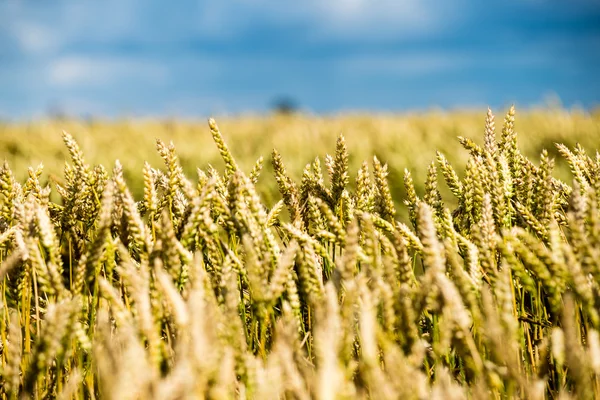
[2,108,599,221]
[1,107,600,398]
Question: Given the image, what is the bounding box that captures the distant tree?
[271,96,299,115]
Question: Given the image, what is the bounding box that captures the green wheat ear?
[208,117,238,179]
[331,134,349,206]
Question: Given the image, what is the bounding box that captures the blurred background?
[1,0,599,119]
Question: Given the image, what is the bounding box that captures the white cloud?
[194,0,458,40]
[3,0,463,60]
[334,47,573,80]
[336,53,467,77]
[48,56,168,87]
[11,23,61,55]
[314,0,441,37]
[3,0,150,56]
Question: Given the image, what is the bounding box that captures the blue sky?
[0,0,599,118]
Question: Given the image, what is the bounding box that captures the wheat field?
[0,107,600,399]
[2,108,599,217]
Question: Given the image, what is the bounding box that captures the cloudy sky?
[0,0,599,118]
